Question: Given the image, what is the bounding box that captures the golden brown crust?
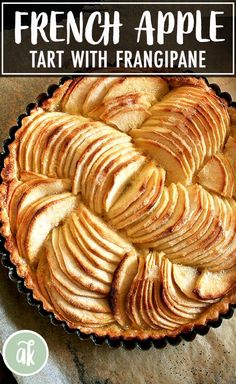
[1,75,236,340]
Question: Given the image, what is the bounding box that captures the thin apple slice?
[102,105,151,132]
[51,279,111,313]
[72,129,123,195]
[59,122,102,178]
[86,142,134,212]
[69,217,117,274]
[57,225,110,295]
[17,178,71,224]
[107,162,152,220]
[145,110,206,167]
[146,253,187,328]
[153,284,185,329]
[141,251,164,329]
[23,115,55,172]
[183,195,228,264]
[197,153,235,198]
[149,85,229,159]
[108,162,165,228]
[163,189,211,255]
[126,186,170,237]
[17,108,47,170]
[224,136,236,169]
[108,161,165,219]
[36,251,52,305]
[224,136,236,197]
[83,77,119,114]
[194,198,233,269]
[32,114,80,175]
[194,266,236,300]
[61,77,99,114]
[103,77,169,101]
[150,88,211,143]
[68,124,115,183]
[131,126,195,179]
[167,192,217,261]
[110,251,138,327]
[26,113,76,174]
[81,135,131,198]
[153,184,204,250]
[69,211,121,271]
[144,253,187,329]
[47,239,104,299]
[62,221,113,284]
[137,183,190,248]
[161,257,209,318]
[130,184,179,243]
[8,181,32,234]
[78,203,131,256]
[20,171,48,181]
[41,115,88,177]
[133,137,191,185]
[94,150,146,214]
[16,193,79,265]
[102,155,146,213]
[48,284,114,325]
[172,263,215,303]
[194,199,236,271]
[127,255,148,328]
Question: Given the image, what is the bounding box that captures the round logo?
[2,330,48,376]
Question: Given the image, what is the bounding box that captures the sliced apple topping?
[88,93,154,132]
[48,285,114,326]
[83,77,120,114]
[131,127,195,185]
[107,161,166,228]
[61,77,99,114]
[135,85,230,181]
[3,75,236,335]
[45,202,132,297]
[38,201,136,327]
[151,184,205,250]
[160,257,210,319]
[132,136,192,185]
[36,251,53,307]
[45,245,114,327]
[103,77,169,101]
[59,77,169,130]
[80,142,146,214]
[8,176,71,235]
[17,109,91,177]
[16,192,79,265]
[197,153,235,198]
[71,126,124,194]
[165,193,236,272]
[224,135,236,197]
[96,104,150,133]
[110,251,139,327]
[194,266,236,300]
[128,183,192,248]
[114,252,211,330]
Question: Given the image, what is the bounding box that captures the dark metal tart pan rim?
[0,75,235,350]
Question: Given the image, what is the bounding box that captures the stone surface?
[0,76,236,384]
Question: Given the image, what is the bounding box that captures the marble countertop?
[0,76,236,384]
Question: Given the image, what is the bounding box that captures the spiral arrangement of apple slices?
[1,75,236,337]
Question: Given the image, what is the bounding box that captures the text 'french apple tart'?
[1,76,236,339]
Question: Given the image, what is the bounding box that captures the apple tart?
[1,75,236,340]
